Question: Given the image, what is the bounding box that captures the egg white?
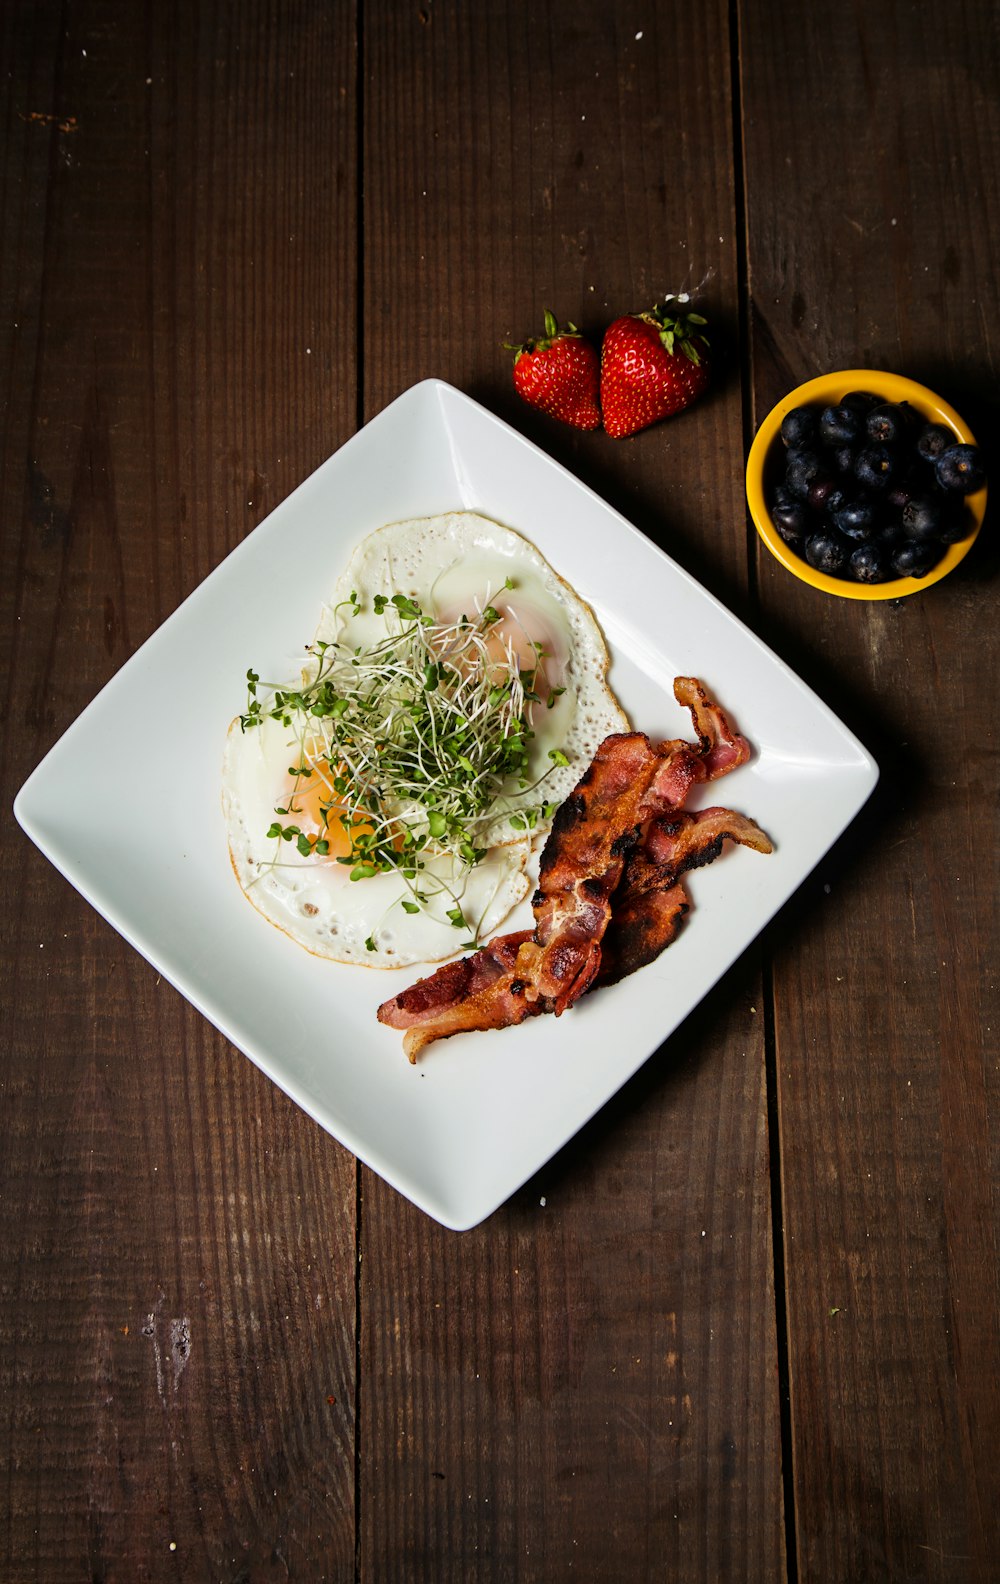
[223,714,530,967]
[317,512,628,844]
[223,511,628,967]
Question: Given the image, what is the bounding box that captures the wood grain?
[359,2,783,1579]
[5,0,997,1580]
[738,1,1000,1579]
[1,3,360,1579]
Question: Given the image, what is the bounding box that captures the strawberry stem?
[644,301,709,365]
[504,309,583,361]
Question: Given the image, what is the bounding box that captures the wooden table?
[3,3,997,1579]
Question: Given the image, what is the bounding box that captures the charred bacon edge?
[598,807,773,985]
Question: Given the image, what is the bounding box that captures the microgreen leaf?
[243,577,570,927]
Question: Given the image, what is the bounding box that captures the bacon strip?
[379,930,531,1030]
[643,804,773,871]
[670,675,751,780]
[517,731,665,1013]
[377,681,771,1060]
[597,881,690,988]
[598,806,773,986]
[377,930,536,1063]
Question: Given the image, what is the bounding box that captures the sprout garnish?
[240,586,567,944]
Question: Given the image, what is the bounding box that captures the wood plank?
[0,3,360,1578]
[738,2,1000,1578]
[359,3,784,1578]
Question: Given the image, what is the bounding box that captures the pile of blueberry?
[767,392,985,584]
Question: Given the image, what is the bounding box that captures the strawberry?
[506,310,601,431]
[600,299,710,439]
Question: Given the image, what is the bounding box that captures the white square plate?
[15,381,877,1229]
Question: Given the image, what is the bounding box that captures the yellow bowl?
[746,369,987,600]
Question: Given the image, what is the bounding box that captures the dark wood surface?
[1,3,996,1580]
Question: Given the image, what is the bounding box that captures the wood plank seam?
[731,4,797,1578]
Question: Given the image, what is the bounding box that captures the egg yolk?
[436,599,566,696]
[284,755,373,859]
[483,615,543,678]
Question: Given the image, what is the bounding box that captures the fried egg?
[223,511,628,967]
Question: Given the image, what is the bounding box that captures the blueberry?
[849,543,891,583]
[818,404,863,447]
[915,423,953,462]
[840,390,879,415]
[890,539,944,579]
[855,444,900,490]
[936,502,972,545]
[785,445,822,470]
[823,485,849,517]
[770,480,796,508]
[786,451,824,499]
[832,495,880,539]
[865,403,910,444]
[805,529,850,574]
[886,483,914,510]
[807,473,836,510]
[901,495,945,540]
[780,406,819,448]
[771,501,809,544]
[934,444,986,494]
[876,520,906,549]
[831,444,858,476]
